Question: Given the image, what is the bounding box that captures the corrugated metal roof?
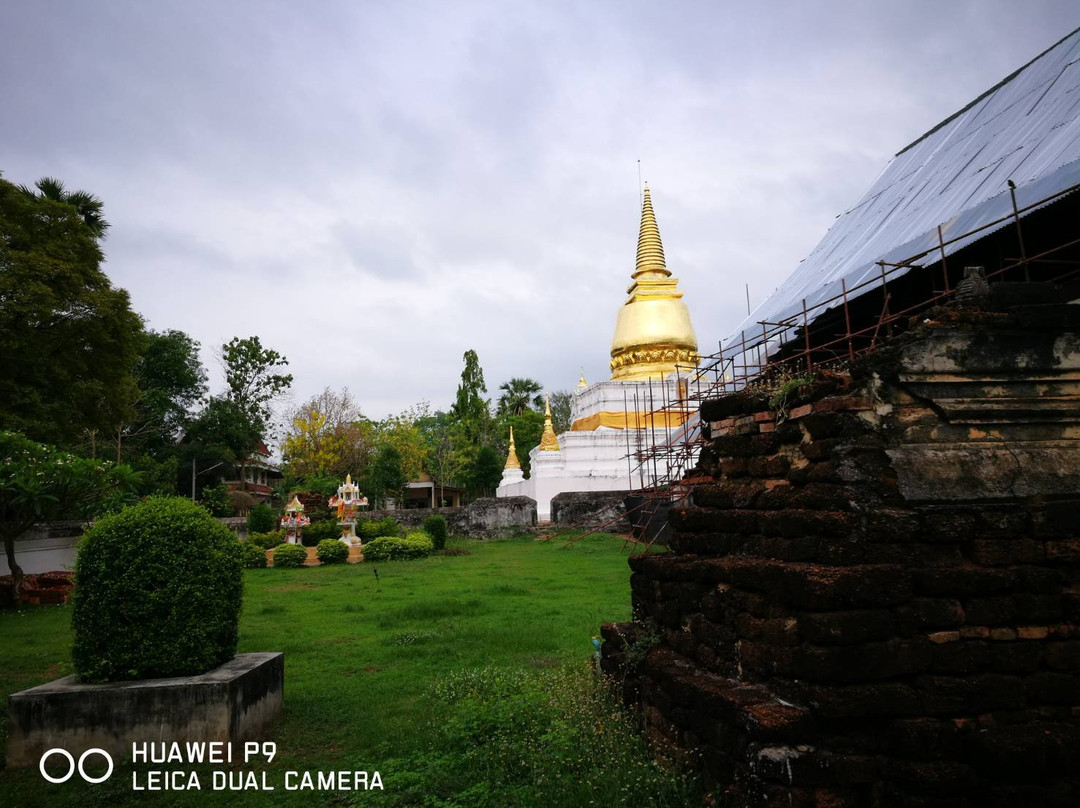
[723,26,1080,352]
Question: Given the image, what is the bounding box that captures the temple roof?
[724,26,1080,351]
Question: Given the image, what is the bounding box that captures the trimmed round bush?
[247,503,277,534]
[249,530,284,550]
[422,515,448,551]
[272,542,307,568]
[358,516,401,540]
[72,497,243,683]
[316,539,349,564]
[362,533,435,562]
[301,519,343,546]
[239,541,268,569]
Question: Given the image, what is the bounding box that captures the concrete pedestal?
[6,652,284,768]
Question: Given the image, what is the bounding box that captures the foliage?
[238,540,268,569]
[0,178,144,449]
[226,489,256,514]
[280,387,371,481]
[247,503,277,534]
[248,530,284,550]
[199,483,234,517]
[377,405,429,484]
[117,329,207,468]
[768,374,814,413]
[0,430,140,594]
[450,349,492,446]
[549,389,574,434]
[71,498,243,682]
[0,532,662,808]
[300,519,343,547]
[316,539,349,564]
[361,533,434,562]
[368,444,407,508]
[221,336,293,439]
[281,408,346,479]
[496,377,543,416]
[417,409,466,492]
[359,516,401,540]
[357,664,700,808]
[182,396,257,492]
[17,176,110,238]
[463,444,503,497]
[422,514,448,551]
[271,542,307,568]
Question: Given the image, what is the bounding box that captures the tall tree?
[18,176,110,239]
[221,336,292,489]
[280,387,373,481]
[417,410,466,505]
[116,329,208,465]
[549,390,574,434]
[368,444,407,509]
[181,397,257,496]
[0,177,143,448]
[222,336,293,436]
[450,349,492,446]
[496,377,544,417]
[463,445,503,498]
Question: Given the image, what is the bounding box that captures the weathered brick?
[907,598,965,628]
[990,627,1017,641]
[1027,672,1080,705]
[793,638,931,683]
[1044,641,1080,671]
[968,538,1045,566]
[789,403,814,419]
[724,559,911,609]
[746,455,790,478]
[912,565,1016,596]
[1017,625,1050,640]
[930,640,990,673]
[667,531,734,556]
[758,509,856,538]
[1045,539,1080,563]
[885,718,965,760]
[793,681,921,717]
[712,433,781,458]
[799,609,896,645]
[928,631,961,644]
[990,641,1042,673]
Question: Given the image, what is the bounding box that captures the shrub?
[316,539,349,564]
[199,484,234,517]
[272,542,307,568]
[247,503,277,534]
[359,516,401,540]
[301,519,343,546]
[239,541,268,569]
[249,530,285,550]
[72,498,243,682]
[422,515,448,551]
[362,533,434,562]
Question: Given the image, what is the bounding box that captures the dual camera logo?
[39,748,114,784]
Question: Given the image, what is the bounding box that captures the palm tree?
[19,176,110,239]
[497,377,543,417]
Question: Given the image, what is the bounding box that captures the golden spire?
[504,426,521,470]
[538,396,560,451]
[610,184,699,380]
[578,369,588,389]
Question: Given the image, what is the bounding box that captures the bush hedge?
[316,539,349,564]
[422,515,448,551]
[301,519,343,547]
[249,530,285,550]
[272,542,307,568]
[247,503,277,534]
[359,516,401,540]
[239,541,268,569]
[362,533,435,562]
[72,497,243,682]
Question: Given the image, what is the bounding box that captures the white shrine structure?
[498,185,701,520]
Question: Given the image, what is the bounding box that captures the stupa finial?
[504,426,521,470]
[578,369,588,389]
[539,396,560,451]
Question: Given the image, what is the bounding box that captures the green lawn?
[0,534,700,808]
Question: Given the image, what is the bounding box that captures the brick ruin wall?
[601,306,1080,807]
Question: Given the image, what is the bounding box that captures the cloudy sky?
[2,1,1078,424]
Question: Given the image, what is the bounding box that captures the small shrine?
[328,474,368,544]
[280,495,310,544]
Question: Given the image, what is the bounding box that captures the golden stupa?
[610,184,699,380]
[504,427,521,470]
[538,397,560,451]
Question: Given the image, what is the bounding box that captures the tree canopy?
[496,377,543,417]
[0,178,144,449]
[222,336,293,439]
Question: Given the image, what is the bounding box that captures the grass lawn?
[0,533,700,808]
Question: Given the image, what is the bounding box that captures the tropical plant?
[497,377,543,417]
[0,431,140,596]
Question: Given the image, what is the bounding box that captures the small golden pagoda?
[538,397,561,451]
[610,184,699,380]
[504,427,521,470]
